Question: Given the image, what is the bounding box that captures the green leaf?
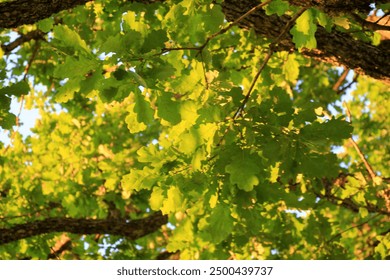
[283,54,299,82]
[54,79,80,103]
[129,71,148,88]
[157,93,181,125]
[53,25,90,54]
[0,81,30,97]
[37,18,54,33]
[125,91,154,133]
[161,186,184,215]
[290,9,317,49]
[300,118,353,142]
[142,29,168,53]
[265,0,289,16]
[0,111,16,129]
[316,11,333,32]
[121,167,158,192]
[225,152,260,191]
[200,203,233,244]
[149,187,165,211]
[54,56,98,79]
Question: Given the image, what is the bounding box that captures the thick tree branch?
[287,0,387,14]
[222,0,390,84]
[0,0,89,28]
[0,0,164,29]
[0,211,167,245]
[0,0,389,84]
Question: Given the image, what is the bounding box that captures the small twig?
[232,49,272,120]
[1,30,45,55]
[14,42,40,127]
[23,41,40,79]
[199,0,272,51]
[336,73,359,95]
[352,13,390,31]
[233,7,308,120]
[332,67,349,91]
[216,7,307,146]
[200,52,209,89]
[317,213,381,253]
[343,102,377,181]
[159,1,272,58]
[349,138,377,181]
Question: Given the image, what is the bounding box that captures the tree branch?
[0,211,167,245]
[222,0,390,84]
[0,0,164,29]
[1,0,389,84]
[1,30,45,55]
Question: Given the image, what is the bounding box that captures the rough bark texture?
[222,0,390,84]
[0,211,167,245]
[0,0,89,28]
[0,0,389,83]
[287,0,386,14]
[0,0,164,29]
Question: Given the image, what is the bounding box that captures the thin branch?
[232,49,272,120]
[216,7,308,146]
[336,73,359,95]
[332,213,381,240]
[349,138,377,180]
[343,102,377,181]
[352,13,390,32]
[23,41,40,78]
[48,236,72,260]
[233,7,307,119]
[199,0,272,51]
[332,67,349,91]
[159,0,272,57]
[200,51,209,89]
[1,30,45,55]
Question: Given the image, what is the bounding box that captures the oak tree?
[0,0,389,259]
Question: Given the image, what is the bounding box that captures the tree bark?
[222,0,390,84]
[0,0,164,29]
[0,0,388,83]
[0,211,167,245]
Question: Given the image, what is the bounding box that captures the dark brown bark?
[222,0,390,84]
[0,0,164,29]
[0,0,389,83]
[287,0,386,14]
[0,0,89,28]
[0,211,167,245]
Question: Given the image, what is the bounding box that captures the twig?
[216,7,308,146]
[343,102,377,181]
[14,42,40,127]
[199,0,273,51]
[336,73,359,95]
[234,7,307,119]
[160,0,272,57]
[1,30,45,55]
[352,13,390,32]
[232,49,272,120]
[23,41,40,79]
[200,51,209,89]
[349,138,377,180]
[332,67,349,91]
[317,213,381,254]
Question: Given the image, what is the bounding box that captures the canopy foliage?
[0,0,389,259]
